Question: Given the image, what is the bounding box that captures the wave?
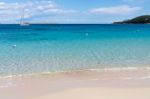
[1,66,150,79]
[0,67,150,88]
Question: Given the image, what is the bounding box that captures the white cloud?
[89,5,141,15]
[0,1,76,23]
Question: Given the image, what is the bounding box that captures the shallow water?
[0,24,150,76]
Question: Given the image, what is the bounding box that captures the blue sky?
[0,0,149,23]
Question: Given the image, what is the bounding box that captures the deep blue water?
[0,24,150,76]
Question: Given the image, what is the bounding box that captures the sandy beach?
[0,0,150,98]
[0,69,150,99]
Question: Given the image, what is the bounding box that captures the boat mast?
[20,8,24,25]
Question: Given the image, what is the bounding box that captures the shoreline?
[1,68,150,99]
[1,66,150,79]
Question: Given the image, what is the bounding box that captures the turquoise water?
[0,24,150,76]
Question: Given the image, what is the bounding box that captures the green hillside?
[114,15,150,24]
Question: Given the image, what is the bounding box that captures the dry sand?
[0,69,150,99]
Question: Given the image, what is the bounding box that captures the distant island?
[114,15,150,24]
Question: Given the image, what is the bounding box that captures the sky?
[0,0,149,23]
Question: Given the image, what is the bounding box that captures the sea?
[0,24,150,76]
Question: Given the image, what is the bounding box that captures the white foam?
[1,67,150,79]
[88,67,150,72]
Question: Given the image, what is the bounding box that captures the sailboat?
[20,9,30,26]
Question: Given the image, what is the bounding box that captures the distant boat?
[20,9,30,26]
[20,22,30,26]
